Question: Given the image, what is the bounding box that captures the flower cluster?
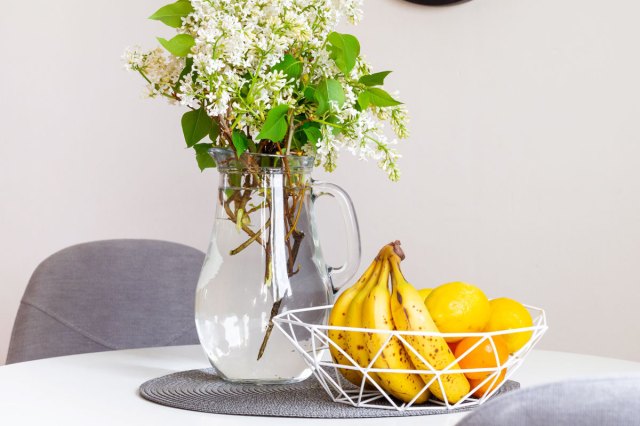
[124,0,408,180]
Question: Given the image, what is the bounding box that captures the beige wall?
[1,0,639,365]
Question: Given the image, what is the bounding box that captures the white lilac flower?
[317,125,341,172]
[122,46,144,71]
[125,0,408,179]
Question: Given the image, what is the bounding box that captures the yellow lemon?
[418,288,432,304]
[425,282,491,342]
[484,298,533,354]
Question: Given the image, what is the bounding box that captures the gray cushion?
[6,239,205,364]
[457,376,640,426]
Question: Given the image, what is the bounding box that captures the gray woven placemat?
[139,369,519,418]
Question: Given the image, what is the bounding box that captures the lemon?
[425,282,491,342]
[484,298,533,353]
[418,288,432,304]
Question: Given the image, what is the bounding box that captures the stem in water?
[257,297,285,360]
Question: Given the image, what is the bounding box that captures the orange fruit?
[484,298,533,353]
[454,335,509,380]
[469,369,507,398]
[425,282,491,342]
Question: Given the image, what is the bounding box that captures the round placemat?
[139,369,519,418]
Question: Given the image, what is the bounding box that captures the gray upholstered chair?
[6,239,205,364]
[457,376,640,426]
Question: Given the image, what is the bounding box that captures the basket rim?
[274,304,547,338]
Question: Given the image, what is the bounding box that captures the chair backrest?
[6,239,205,364]
[456,376,640,426]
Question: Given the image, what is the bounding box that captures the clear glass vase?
[195,149,361,384]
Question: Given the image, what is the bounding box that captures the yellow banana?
[344,258,383,387]
[362,256,430,404]
[328,258,379,385]
[389,252,470,404]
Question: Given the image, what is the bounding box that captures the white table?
[1,346,640,425]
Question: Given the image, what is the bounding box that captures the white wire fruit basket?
[273,304,547,412]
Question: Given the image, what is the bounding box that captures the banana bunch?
[328,241,470,404]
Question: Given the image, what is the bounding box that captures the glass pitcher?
[195,148,361,384]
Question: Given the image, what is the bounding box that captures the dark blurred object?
[403,0,473,5]
[457,376,640,426]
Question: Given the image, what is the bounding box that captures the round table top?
[2,346,640,425]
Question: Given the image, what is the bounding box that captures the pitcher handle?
[311,180,362,294]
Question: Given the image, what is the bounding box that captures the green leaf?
[303,127,323,144]
[232,130,250,157]
[157,34,195,57]
[149,0,194,28]
[272,54,302,80]
[327,32,360,75]
[303,86,316,103]
[193,143,215,171]
[181,107,212,147]
[300,121,321,131]
[174,57,193,91]
[256,104,290,142]
[326,116,342,135]
[365,87,402,107]
[208,120,220,142]
[357,91,371,110]
[296,122,320,146]
[315,79,345,115]
[359,71,392,87]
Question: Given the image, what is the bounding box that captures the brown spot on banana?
[403,307,410,320]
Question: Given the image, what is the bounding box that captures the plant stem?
[220,153,308,360]
[223,192,265,248]
[230,218,271,255]
[257,297,284,361]
[285,110,295,155]
[312,119,343,129]
[285,186,306,241]
[287,230,304,276]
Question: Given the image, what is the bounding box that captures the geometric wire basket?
[274,304,547,412]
